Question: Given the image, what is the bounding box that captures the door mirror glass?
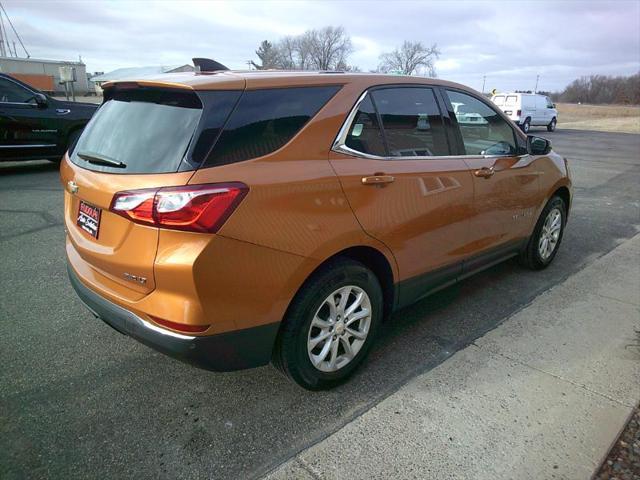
[527,135,551,155]
[34,93,48,107]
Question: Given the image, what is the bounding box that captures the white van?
[491,93,557,133]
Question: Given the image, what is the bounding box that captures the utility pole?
[482,75,486,94]
[534,75,540,93]
[246,60,253,70]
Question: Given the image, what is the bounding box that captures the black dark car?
[0,73,98,162]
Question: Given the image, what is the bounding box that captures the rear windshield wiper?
[77,151,127,169]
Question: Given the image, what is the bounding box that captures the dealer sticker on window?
[77,200,101,239]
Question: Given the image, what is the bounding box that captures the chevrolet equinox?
[63,66,571,389]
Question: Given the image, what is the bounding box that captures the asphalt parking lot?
[1,128,639,479]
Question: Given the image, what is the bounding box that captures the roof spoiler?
[193,58,229,73]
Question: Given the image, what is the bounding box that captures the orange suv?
[63,65,571,389]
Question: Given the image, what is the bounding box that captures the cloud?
[3,0,639,91]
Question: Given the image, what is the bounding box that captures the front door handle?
[474,166,495,178]
[361,175,395,185]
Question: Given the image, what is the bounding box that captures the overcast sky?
[3,0,639,92]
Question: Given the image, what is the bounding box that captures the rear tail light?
[517,109,522,116]
[110,182,248,233]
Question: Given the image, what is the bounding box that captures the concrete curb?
[264,235,640,480]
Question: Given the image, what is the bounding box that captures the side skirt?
[395,239,526,310]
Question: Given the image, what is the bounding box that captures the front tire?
[547,117,557,132]
[519,196,566,270]
[273,259,382,390]
[521,118,531,133]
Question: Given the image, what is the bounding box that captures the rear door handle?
[474,167,495,178]
[361,175,395,185]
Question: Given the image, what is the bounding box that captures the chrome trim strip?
[0,144,57,148]
[0,101,37,106]
[140,318,196,341]
[331,90,369,152]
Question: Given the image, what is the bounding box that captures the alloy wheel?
[538,207,562,260]
[307,285,372,372]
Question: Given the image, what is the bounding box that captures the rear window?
[492,95,505,106]
[71,89,203,174]
[202,85,340,167]
[505,95,518,106]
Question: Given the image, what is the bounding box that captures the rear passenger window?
[344,94,386,156]
[204,86,340,166]
[446,90,517,156]
[371,87,449,157]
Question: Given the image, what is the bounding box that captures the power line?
[0,2,29,58]
[0,7,7,57]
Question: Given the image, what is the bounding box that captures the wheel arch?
[280,245,397,330]
[552,185,571,218]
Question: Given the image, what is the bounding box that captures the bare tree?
[253,26,355,71]
[275,36,299,69]
[378,41,440,76]
[305,26,353,70]
[559,73,640,104]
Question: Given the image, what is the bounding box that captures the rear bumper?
[67,263,279,372]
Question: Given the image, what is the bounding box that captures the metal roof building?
[0,56,89,94]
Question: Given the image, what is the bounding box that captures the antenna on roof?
[192,58,229,73]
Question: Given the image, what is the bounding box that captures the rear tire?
[273,258,382,390]
[547,117,557,132]
[519,196,566,270]
[521,118,531,133]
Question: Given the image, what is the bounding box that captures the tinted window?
[344,94,386,156]
[371,87,449,157]
[204,86,340,166]
[185,90,242,170]
[71,89,202,174]
[446,90,516,156]
[0,78,35,103]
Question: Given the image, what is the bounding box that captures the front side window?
[0,78,35,103]
[546,97,554,108]
[371,87,449,157]
[204,86,340,167]
[344,94,386,156]
[446,90,517,156]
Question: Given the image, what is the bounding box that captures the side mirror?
[34,93,48,107]
[527,135,551,155]
[552,103,556,108]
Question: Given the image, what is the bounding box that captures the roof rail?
[193,58,229,73]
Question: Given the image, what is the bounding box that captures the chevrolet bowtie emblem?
[67,181,79,194]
